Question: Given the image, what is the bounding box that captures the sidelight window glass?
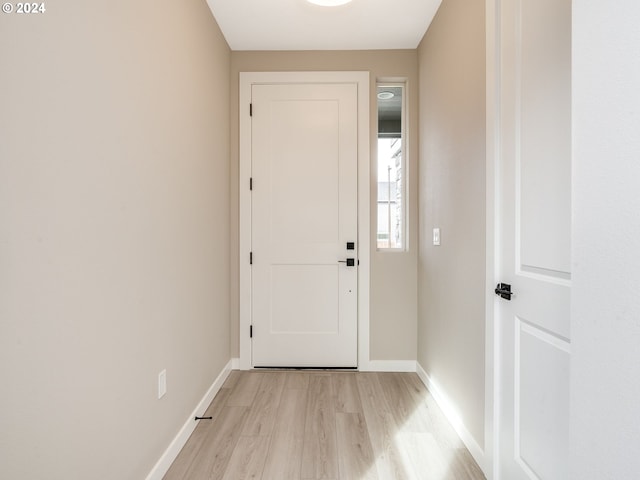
[377,83,406,250]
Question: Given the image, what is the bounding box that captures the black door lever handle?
[495,283,513,300]
[338,258,355,267]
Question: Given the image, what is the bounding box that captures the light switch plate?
[433,227,441,246]
[158,370,167,399]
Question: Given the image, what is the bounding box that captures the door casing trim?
[239,71,370,370]
[485,0,498,477]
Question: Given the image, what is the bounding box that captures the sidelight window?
[376,83,406,250]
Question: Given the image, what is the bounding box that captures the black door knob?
[495,283,513,300]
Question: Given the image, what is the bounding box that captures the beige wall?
[0,1,231,478]
[417,0,486,446]
[230,50,419,362]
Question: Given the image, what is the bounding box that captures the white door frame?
[239,71,370,371]
[485,0,499,477]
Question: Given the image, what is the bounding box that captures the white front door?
[250,82,358,368]
[497,0,571,478]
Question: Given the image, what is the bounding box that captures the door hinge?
[250,252,253,265]
[250,325,253,338]
[249,103,253,116]
[250,177,253,190]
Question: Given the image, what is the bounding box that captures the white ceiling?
[205,0,442,51]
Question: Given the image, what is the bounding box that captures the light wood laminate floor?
[164,371,485,480]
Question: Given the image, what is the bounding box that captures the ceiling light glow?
[377,91,395,100]
[307,0,353,6]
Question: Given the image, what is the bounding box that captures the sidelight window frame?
[376,81,407,252]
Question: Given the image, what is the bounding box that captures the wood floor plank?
[222,370,241,390]
[301,375,338,479]
[165,371,486,480]
[447,448,486,480]
[377,372,430,434]
[241,371,287,436]
[285,371,311,390]
[163,388,231,479]
[332,372,362,413]
[356,372,418,480]
[221,436,270,480]
[175,406,248,480]
[399,373,465,450]
[226,371,262,406]
[261,387,309,480]
[398,374,484,478]
[203,388,232,418]
[335,412,378,480]
[398,432,452,480]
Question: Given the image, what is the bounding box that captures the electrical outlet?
[433,227,441,246]
[158,370,167,399]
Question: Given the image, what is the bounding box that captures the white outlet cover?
[433,227,441,246]
[158,370,167,399]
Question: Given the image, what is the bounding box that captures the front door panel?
[251,83,358,367]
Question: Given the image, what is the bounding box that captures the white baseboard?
[416,362,487,474]
[231,357,240,370]
[363,360,417,372]
[145,359,234,480]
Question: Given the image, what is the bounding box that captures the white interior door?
[250,83,358,368]
[497,0,571,478]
